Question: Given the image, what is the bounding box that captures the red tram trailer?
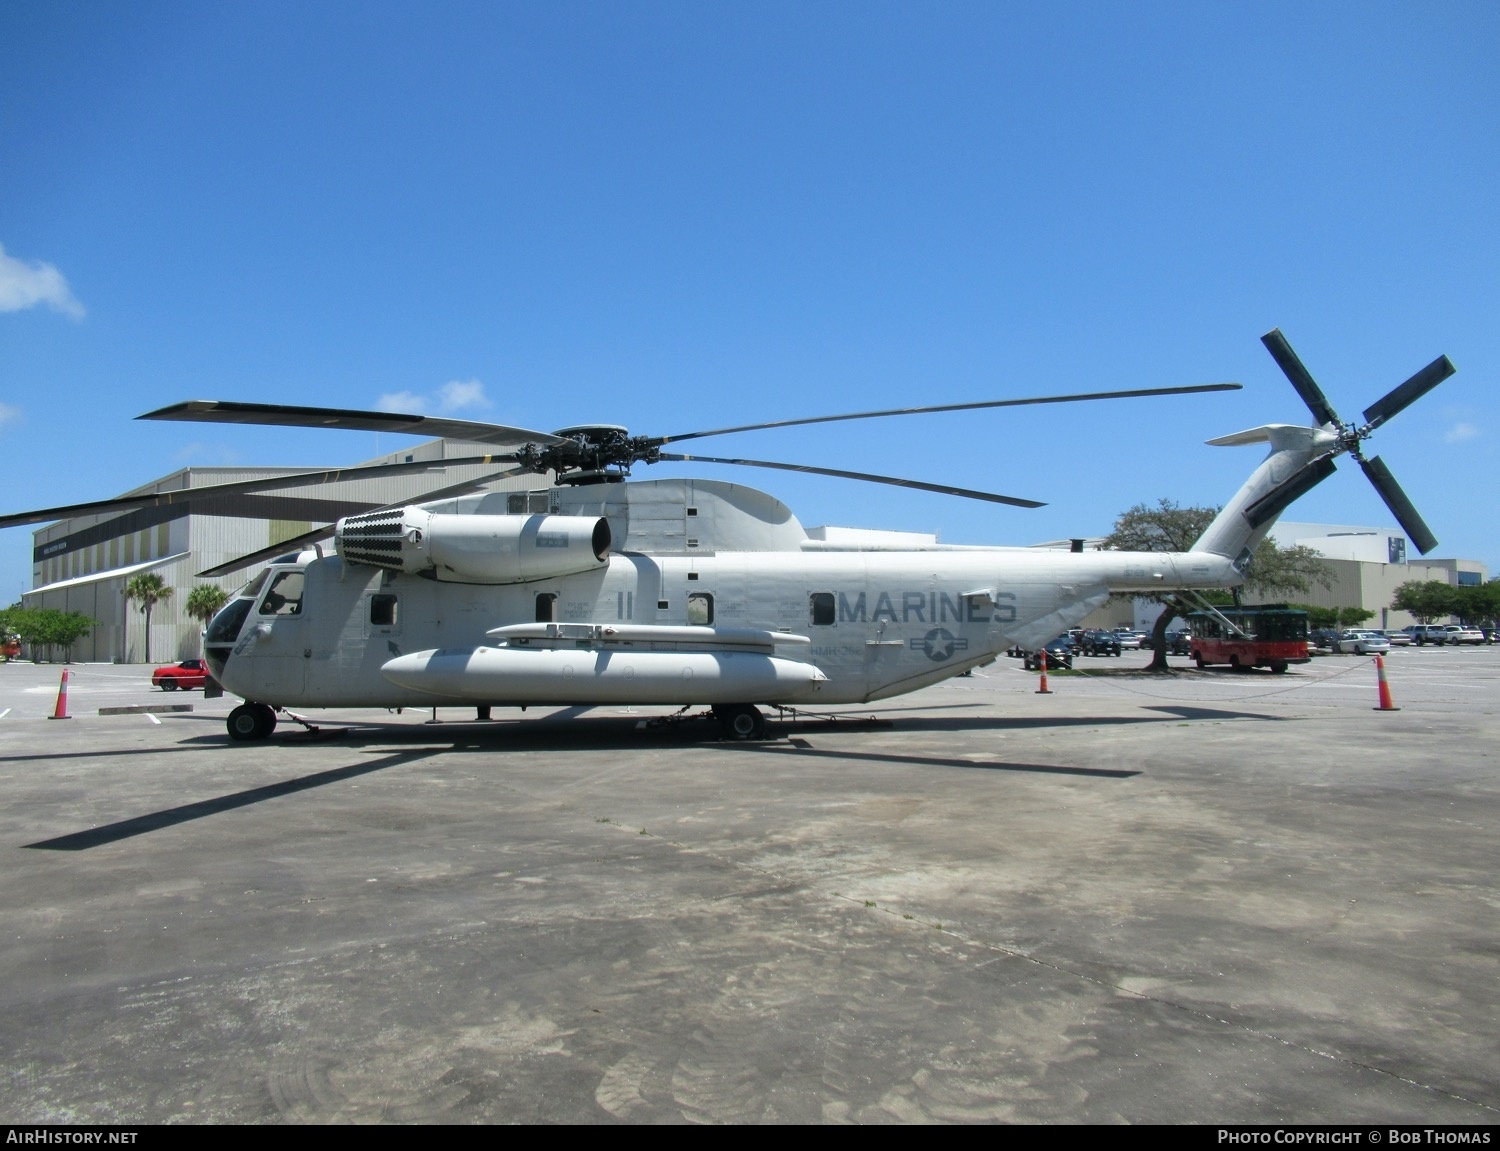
[1187,604,1310,674]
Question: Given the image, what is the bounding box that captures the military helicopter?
[3,330,1454,741]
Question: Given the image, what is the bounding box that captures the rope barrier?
[1059,654,1383,703]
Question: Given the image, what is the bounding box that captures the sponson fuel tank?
[380,645,828,705]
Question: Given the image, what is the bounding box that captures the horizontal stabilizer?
[1205,424,1309,448]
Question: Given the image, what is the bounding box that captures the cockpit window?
[259,571,305,616]
[234,571,270,601]
[205,598,253,645]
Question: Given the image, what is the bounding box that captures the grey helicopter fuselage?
[203,474,1251,715]
[0,328,1450,742]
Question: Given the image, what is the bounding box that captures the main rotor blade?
[0,455,521,531]
[140,400,570,449]
[657,452,1045,508]
[197,527,336,577]
[1361,354,1456,431]
[1241,455,1338,529]
[651,383,1241,446]
[1358,455,1438,555]
[1261,329,1341,427]
[195,466,533,578]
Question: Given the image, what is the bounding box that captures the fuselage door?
[240,568,309,701]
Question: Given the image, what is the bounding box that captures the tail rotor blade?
[1262,329,1341,426]
[1358,455,1438,555]
[1361,355,1456,431]
[1242,455,1338,528]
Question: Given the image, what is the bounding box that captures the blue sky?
[3,1,1496,600]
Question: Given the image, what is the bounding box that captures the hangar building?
[24,438,537,663]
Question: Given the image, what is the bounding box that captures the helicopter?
[3,330,1454,741]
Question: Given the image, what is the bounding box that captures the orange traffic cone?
[48,668,73,720]
[1036,650,1053,695]
[1374,654,1399,712]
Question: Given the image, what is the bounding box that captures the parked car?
[1336,630,1391,655]
[1309,628,1340,651]
[1079,630,1121,657]
[151,658,211,691]
[1023,635,1074,671]
[1405,624,1453,646]
[1378,629,1413,647]
[1163,629,1193,656]
[1437,625,1486,645]
[1111,629,1145,650]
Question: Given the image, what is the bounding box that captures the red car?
[151,658,210,691]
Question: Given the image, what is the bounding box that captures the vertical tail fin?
[1192,424,1339,570]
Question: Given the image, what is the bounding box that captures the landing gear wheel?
[714,704,766,741]
[227,702,277,742]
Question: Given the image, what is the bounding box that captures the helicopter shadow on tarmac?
[22,746,443,852]
[19,702,1286,852]
[172,698,1290,751]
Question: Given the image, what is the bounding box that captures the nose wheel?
[227,702,278,741]
[712,703,766,741]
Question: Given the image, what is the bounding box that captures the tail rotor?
[1259,329,1454,554]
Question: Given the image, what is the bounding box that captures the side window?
[370,593,398,627]
[687,592,714,626]
[809,592,835,626]
[259,571,305,616]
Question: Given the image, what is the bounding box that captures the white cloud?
[1445,422,1480,443]
[376,379,491,416]
[376,390,428,413]
[437,378,489,413]
[0,243,85,319]
[0,402,21,427]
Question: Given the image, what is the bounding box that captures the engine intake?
[336,509,611,584]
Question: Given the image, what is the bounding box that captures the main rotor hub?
[541,424,660,484]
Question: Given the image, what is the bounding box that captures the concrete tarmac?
[0,647,1497,1123]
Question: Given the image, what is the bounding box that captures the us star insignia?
[912,627,967,662]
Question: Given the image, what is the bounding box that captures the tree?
[40,610,98,662]
[1453,582,1500,631]
[5,606,98,662]
[1239,542,1333,602]
[185,585,229,644]
[124,573,173,664]
[1103,500,1332,670]
[1392,580,1456,625]
[1294,604,1375,630]
[185,584,230,657]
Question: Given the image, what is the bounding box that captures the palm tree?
[185,584,229,651]
[124,573,173,664]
